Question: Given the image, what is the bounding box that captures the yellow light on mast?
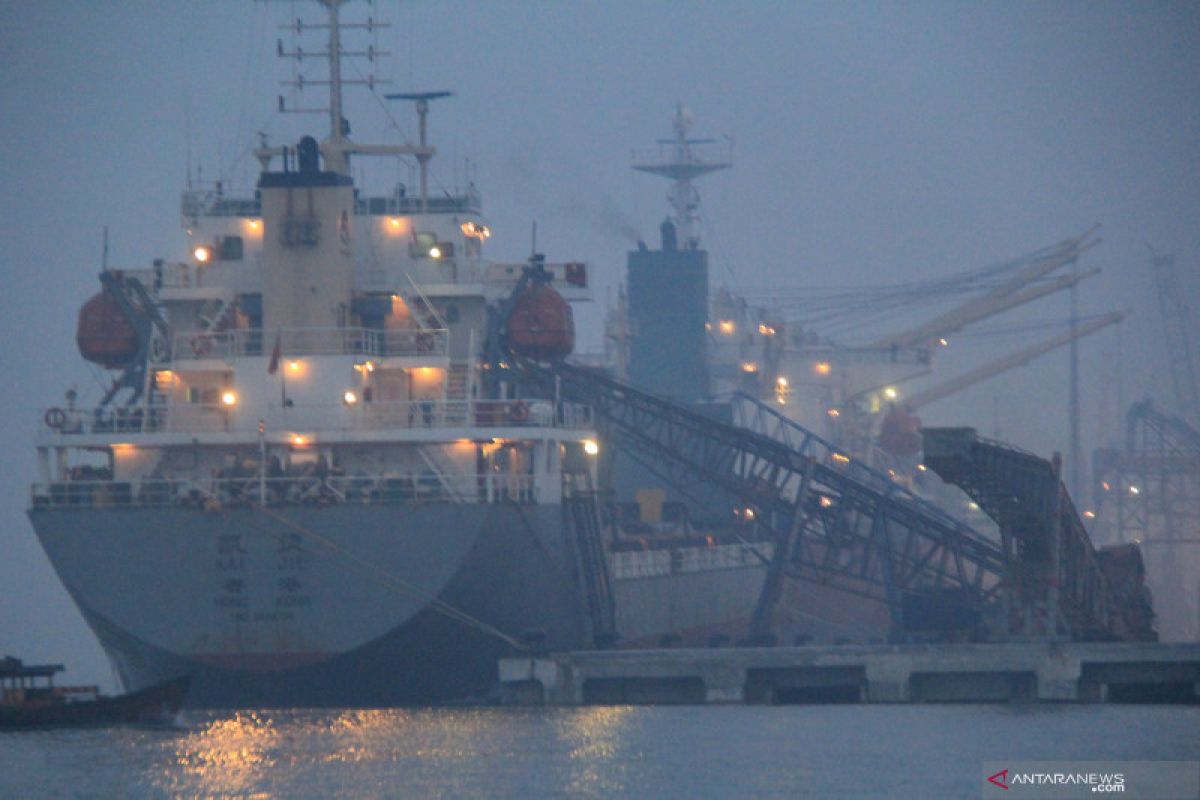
[718,320,735,335]
[814,361,832,376]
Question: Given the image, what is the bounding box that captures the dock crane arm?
[869,228,1101,350]
[902,312,1123,411]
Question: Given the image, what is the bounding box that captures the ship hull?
[30,502,590,707]
[31,504,891,706]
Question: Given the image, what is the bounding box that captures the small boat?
[0,656,190,729]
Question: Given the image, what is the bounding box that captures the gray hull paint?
[30,503,855,705]
[31,502,594,706]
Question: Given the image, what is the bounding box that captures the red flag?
[268,332,282,374]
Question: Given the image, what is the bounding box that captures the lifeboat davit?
[506,282,575,360]
[878,405,923,457]
[76,291,140,369]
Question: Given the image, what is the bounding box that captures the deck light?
[193,245,212,264]
[221,390,237,407]
[582,439,599,456]
[343,390,358,405]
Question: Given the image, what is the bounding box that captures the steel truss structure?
[925,427,1154,641]
[1094,400,1200,639]
[540,363,1007,641]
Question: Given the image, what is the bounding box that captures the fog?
[0,1,1196,686]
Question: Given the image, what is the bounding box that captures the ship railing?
[121,261,262,293]
[607,542,772,580]
[29,473,538,511]
[180,190,483,219]
[39,399,594,436]
[173,327,449,360]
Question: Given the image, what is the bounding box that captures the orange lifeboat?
[76,291,140,368]
[506,282,575,360]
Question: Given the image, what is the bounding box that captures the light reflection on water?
[0,705,1195,799]
[559,706,636,796]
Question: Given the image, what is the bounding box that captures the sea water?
[1,705,1197,798]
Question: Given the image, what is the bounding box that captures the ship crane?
[1092,400,1200,639]
[868,228,1101,351]
[899,312,1124,412]
[1148,250,1200,429]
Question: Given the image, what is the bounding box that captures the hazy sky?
[1,1,1197,685]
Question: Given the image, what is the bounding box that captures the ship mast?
[632,105,731,248]
[263,0,443,174]
[325,0,347,173]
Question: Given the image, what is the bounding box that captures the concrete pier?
[499,642,1200,706]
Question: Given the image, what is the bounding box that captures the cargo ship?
[28,0,778,707]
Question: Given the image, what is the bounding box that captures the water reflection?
[559,706,636,796]
[150,708,523,797]
[158,711,282,796]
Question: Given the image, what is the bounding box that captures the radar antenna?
[385,91,453,212]
[632,104,731,248]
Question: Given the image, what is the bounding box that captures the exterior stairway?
[562,469,617,647]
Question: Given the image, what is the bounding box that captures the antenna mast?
[273,0,392,174]
[632,105,731,248]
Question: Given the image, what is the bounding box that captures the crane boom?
[1149,253,1200,428]
[870,229,1101,350]
[902,312,1123,411]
